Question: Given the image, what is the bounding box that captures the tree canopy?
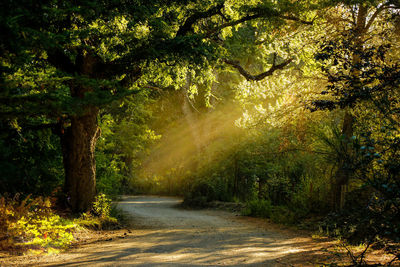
[1,0,400,263]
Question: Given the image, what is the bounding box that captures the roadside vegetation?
[0,193,122,255]
[1,0,399,265]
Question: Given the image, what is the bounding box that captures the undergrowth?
[242,199,299,225]
[0,193,123,255]
[0,194,75,254]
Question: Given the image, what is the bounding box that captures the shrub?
[290,174,330,216]
[183,180,216,207]
[16,215,74,250]
[92,193,112,218]
[270,206,296,224]
[242,199,273,218]
[0,194,76,252]
[76,194,120,230]
[242,199,300,225]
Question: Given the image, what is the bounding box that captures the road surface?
[11,196,337,266]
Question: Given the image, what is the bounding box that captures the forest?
[1,0,400,265]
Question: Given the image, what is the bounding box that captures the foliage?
[171,113,334,223]
[0,123,64,197]
[74,193,121,230]
[242,199,273,218]
[92,193,112,218]
[0,0,315,211]
[0,1,399,264]
[74,212,118,230]
[183,180,218,207]
[312,2,400,261]
[0,194,76,253]
[0,192,123,255]
[95,91,159,198]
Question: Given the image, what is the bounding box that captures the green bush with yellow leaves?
[0,194,76,253]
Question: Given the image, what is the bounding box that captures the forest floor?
[0,195,394,266]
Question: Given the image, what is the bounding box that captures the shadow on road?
[40,196,341,267]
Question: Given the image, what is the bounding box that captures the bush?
[242,199,301,225]
[183,180,216,207]
[75,194,121,230]
[96,152,124,198]
[0,194,76,253]
[242,199,273,218]
[289,174,330,217]
[270,206,296,224]
[92,193,112,218]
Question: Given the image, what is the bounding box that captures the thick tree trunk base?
[61,107,100,212]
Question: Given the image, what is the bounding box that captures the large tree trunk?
[62,107,100,212]
[61,53,101,212]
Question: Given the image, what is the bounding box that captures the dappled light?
[1,0,399,265]
[41,231,320,266]
[32,196,341,266]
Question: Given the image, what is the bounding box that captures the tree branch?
[224,57,293,81]
[206,12,313,37]
[176,4,224,36]
[365,3,396,31]
[206,14,262,36]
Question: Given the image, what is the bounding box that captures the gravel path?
[14,196,338,266]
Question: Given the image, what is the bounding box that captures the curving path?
[18,196,338,266]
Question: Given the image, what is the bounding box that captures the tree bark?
[61,53,101,212]
[62,107,100,212]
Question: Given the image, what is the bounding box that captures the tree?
[313,0,400,210]
[0,0,314,211]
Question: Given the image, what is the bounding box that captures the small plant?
[92,193,112,218]
[75,194,120,230]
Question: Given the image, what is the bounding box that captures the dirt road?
[16,196,339,266]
